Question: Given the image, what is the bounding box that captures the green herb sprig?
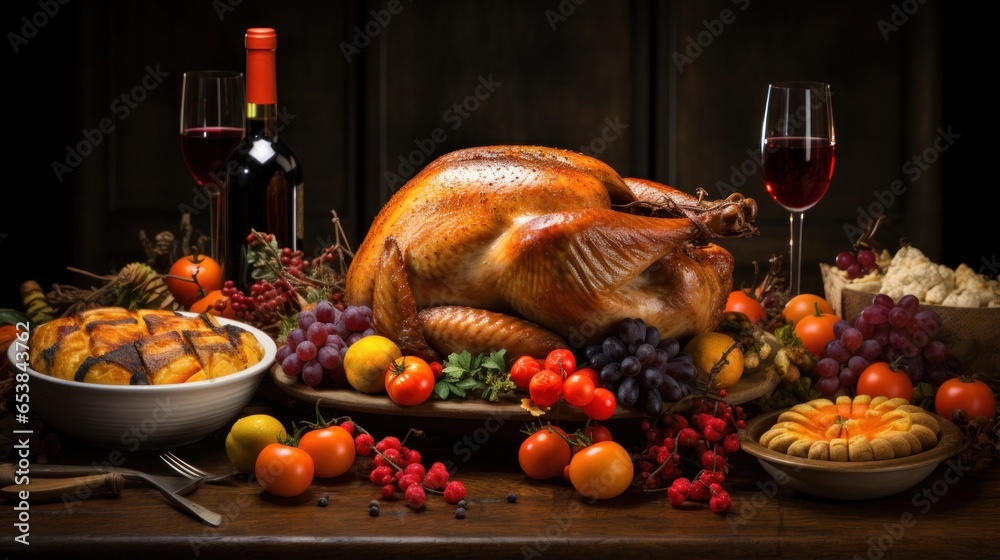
[434,349,514,402]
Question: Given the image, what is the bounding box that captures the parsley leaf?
[433,349,515,402]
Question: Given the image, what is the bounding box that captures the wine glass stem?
[207,186,220,260]
[788,211,804,296]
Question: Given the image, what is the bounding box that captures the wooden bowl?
[739,408,965,500]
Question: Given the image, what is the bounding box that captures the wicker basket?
[820,263,1000,379]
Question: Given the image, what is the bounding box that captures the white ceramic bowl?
[8,314,276,451]
[739,408,964,500]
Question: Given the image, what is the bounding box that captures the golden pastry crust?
[28,308,263,385]
[759,395,940,461]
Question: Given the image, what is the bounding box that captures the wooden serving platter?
[270,361,781,421]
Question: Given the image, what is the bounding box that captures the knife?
[0,462,124,501]
[0,463,222,526]
[1,474,125,501]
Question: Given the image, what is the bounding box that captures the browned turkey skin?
[345,145,758,363]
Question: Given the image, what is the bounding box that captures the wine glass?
[760,81,836,296]
[180,70,245,259]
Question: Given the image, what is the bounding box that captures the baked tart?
[28,307,264,385]
[758,395,940,461]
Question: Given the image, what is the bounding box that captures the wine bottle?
[220,27,304,291]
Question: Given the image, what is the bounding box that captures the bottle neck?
[246,102,279,137]
[245,29,278,137]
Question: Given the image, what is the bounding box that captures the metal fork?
[159,452,243,491]
[23,463,222,526]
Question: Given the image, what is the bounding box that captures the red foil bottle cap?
[245,28,277,105]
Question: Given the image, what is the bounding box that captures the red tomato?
[856,362,914,402]
[725,290,766,323]
[583,388,617,421]
[188,289,236,319]
[584,423,613,444]
[529,369,564,407]
[297,425,356,478]
[567,440,634,500]
[794,309,841,357]
[573,367,601,388]
[562,372,596,407]
[544,348,577,377]
[782,293,835,325]
[254,443,314,497]
[509,355,543,391]
[934,376,997,420]
[165,253,224,307]
[384,356,436,406]
[518,425,572,480]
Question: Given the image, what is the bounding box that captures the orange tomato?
[165,253,224,306]
[782,293,835,325]
[794,308,841,357]
[725,290,766,323]
[0,324,27,355]
[188,289,236,319]
[518,425,572,480]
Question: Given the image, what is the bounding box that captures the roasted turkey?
[345,145,758,362]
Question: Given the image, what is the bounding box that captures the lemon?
[343,335,401,394]
[683,332,744,390]
[225,414,287,473]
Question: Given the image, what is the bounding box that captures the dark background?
[1,0,991,312]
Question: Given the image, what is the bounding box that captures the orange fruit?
[683,332,744,390]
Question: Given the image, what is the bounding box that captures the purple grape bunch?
[812,293,954,397]
[276,301,375,386]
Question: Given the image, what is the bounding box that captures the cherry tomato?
[254,442,315,497]
[384,356,436,406]
[544,348,577,377]
[583,387,617,421]
[725,290,766,323]
[567,440,634,500]
[856,361,914,402]
[429,361,444,380]
[529,369,564,407]
[584,423,613,444]
[562,372,596,407]
[297,425,356,478]
[165,253,224,307]
[518,425,572,480]
[573,367,601,388]
[934,376,997,420]
[782,293,835,325]
[188,289,236,319]
[794,308,841,357]
[509,355,543,391]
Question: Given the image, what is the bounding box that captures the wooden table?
[3,397,999,560]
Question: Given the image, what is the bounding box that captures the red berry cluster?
[278,247,308,278]
[636,393,745,514]
[354,430,467,511]
[221,277,299,326]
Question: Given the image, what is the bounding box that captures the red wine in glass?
[180,70,245,260]
[762,136,835,212]
[180,126,244,187]
[759,81,835,296]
